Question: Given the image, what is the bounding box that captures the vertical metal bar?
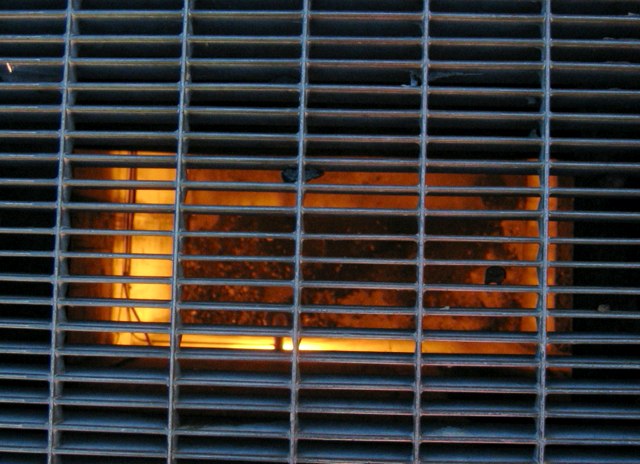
[413,1,430,462]
[536,1,552,462]
[167,1,191,462]
[289,1,311,462]
[47,1,74,462]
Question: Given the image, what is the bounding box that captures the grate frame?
[0,1,639,463]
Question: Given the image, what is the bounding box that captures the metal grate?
[1,0,640,463]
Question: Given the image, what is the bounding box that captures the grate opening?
[62,159,572,357]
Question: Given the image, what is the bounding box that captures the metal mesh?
[1,0,640,463]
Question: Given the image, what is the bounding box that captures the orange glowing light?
[74,153,564,353]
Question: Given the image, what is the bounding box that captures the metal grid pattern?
[1,0,640,463]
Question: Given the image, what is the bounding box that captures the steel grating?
[1,0,640,463]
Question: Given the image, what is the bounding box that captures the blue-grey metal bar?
[47,2,74,463]
[535,0,552,462]
[413,0,430,462]
[289,0,311,462]
[167,0,191,463]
